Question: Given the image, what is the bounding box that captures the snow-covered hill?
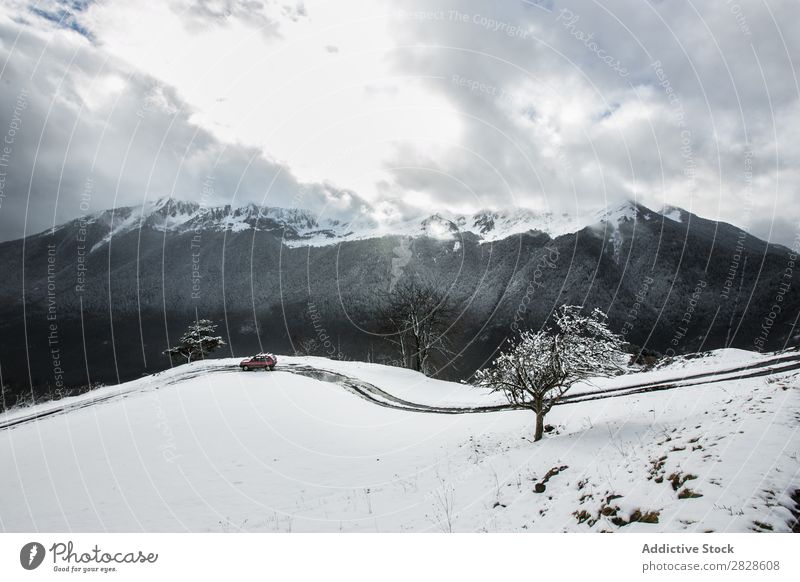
[73,197,677,249]
[1,349,797,533]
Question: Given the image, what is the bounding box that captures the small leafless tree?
[379,278,455,375]
[293,336,321,356]
[164,319,226,364]
[475,306,626,442]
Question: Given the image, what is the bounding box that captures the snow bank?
[0,349,797,532]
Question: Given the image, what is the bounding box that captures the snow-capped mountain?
[2,195,796,395]
[78,197,674,250]
[84,198,328,250]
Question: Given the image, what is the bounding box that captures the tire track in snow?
[1,351,798,429]
[280,356,800,413]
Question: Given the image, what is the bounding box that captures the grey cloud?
[1,0,798,246]
[174,0,307,37]
[381,0,800,243]
[0,14,367,241]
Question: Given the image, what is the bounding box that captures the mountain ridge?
[1,194,796,397]
[35,197,771,250]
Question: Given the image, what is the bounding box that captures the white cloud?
[79,0,463,202]
[1,0,799,245]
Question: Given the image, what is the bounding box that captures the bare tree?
[293,336,321,357]
[379,278,455,375]
[475,306,626,442]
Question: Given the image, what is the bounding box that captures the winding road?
[1,350,798,431]
[282,351,800,413]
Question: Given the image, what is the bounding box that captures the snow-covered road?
[2,348,799,429]
[1,349,797,532]
[280,350,800,412]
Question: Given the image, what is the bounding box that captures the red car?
[239,353,277,371]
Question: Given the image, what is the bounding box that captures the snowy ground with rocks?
[0,349,797,532]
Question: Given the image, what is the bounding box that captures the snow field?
[0,350,797,532]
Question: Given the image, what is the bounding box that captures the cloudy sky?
[0,0,798,244]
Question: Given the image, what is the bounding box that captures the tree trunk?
[534,410,545,442]
[418,348,428,376]
[411,337,423,372]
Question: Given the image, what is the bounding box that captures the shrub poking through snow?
[474,305,626,441]
[629,509,660,524]
[677,488,703,499]
[668,472,698,491]
[534,465,569,492]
